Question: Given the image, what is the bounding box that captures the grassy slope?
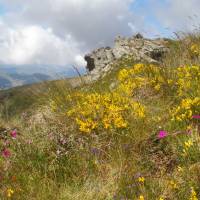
[0,34,200,200]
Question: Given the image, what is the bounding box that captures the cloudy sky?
[0,0,199,69]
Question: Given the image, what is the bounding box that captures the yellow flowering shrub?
[51,63,199,134]
[176,65,200,96]
[118,63,199,97]
[117,63,165,95]
[189,187,198,200]
[171,97,200,122]
[66,92,145,133]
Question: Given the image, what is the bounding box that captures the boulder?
[84,34,169,81]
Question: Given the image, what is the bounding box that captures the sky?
[0,0,200,70]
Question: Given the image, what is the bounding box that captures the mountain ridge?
[0,64,86,90]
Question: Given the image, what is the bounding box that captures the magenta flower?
[192,115,200,119]
[2,149,11,158]
[11,130,17,138]
[158,130,168,139]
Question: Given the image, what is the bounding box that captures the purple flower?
[11,130,17,138]
[90,147,101,156]
[158,130,168,139]
[192,115,200,119]
[60,137,67,145]
[2,149,11,158]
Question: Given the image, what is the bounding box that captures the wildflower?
[7,188,14,198]
[2,149,11,158]
[76,118,97,133]
[159,198,164,200]
[11,130,17,138]
[138,195,145,200]
[167,79,173,85]
[192,115,200,119]
[190,44,200,56]
[113,116,128,128]
[177,166,184,172]
[184,139,193,149]
[158,130,168,139]
[189,187,198,200]
[169,180,178,189]
[154,84,161,91]
[171,97,200,122]
[118,69,130,81]
[138,176,145,183]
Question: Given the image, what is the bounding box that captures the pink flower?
[2,149,11,158]
[158,130,168,139]
[192,115,200,119]
[11,130,17,138]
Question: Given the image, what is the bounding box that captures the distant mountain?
[0,77,12,88]
[0,65,86,90]
[0,72,52,90]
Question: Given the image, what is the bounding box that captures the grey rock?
[84,34,169,82]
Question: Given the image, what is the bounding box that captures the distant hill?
[0,72,52,89]
[0,64,86,89]
[0,76,12,88]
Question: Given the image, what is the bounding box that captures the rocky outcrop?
[85,34,169,81]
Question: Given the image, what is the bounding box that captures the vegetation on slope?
[0,34,200,200]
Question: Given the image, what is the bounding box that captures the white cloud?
[152,0,200,33]
[4,0,199,68]
[75,55,87,67]
[0,23,84,66]
[0,0,141,67]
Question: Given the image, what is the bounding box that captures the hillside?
[0,65,83,90]
[0,34,200,200]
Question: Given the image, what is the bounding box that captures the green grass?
[0,34,200,200]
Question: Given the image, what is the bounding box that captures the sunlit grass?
[0,33,200,199]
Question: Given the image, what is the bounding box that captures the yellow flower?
[7,188,14,198]
[138,176,145,183]
[171,97,200,122]
[138,195,145,200]
[118,69,130,81]
[154,84,161,91]
[76,118,97,133]
[190,44,200,56]
[184,139,193,148]
[167,79,173,84]
[133,63,145,74]
[177,166,184,172]
[113,116,128,128]
[189,187,198,200]
[169,180,178,189]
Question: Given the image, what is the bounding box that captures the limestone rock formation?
[85,34,169,81]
